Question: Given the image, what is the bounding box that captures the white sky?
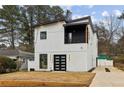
[0,5,2,9]
[0,0,124,5]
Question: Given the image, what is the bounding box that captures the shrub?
[113,56,124,71]
[113,56,124,63]
[0,56,17,73]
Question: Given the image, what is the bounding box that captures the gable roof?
[0,49,19,56]
[18,50,34,58]
[0,49,34,58]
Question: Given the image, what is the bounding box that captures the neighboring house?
[0,49,34,70]
[0,49,19,60]
[18,50,34,70]
[28,16,98,72]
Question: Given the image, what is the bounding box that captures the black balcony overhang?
[63,22,89,27]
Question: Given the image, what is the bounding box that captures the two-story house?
[28,16,98,72]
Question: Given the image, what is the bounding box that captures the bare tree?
[116,11,124,54]
[96,14,121,55]
[102,14,121,43]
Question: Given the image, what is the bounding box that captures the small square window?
[40,32,47,39]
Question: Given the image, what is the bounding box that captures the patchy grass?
[0,72,95,87]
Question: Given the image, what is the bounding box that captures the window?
[39,54,47,69]
[68,32,72,43]
[64,24,87,44]
[86,27,89,43]
[40,32,47,39]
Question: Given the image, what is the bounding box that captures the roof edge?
[67,16,90,23]
[33,16,96,33]
[33,19,65,28]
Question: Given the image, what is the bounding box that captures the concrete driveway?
[90,67,124,87]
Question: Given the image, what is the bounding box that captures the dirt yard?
[0,72,95,87]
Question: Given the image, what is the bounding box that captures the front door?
[54,55,66,71]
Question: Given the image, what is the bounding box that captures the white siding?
[93,33,98,67]
[35,22,87,52]
[28,52,88,71]
[86,25,98,70]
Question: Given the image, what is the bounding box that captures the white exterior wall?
[34,22,88,52]
[86,25,97,71]
[93,33,98,67]
[28,20,97,72]
[29,51,87,72]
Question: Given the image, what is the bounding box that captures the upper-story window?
[40,32,47,39]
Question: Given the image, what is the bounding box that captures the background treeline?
[0,5,124,57]
[0,5,71,52]
[94,12,124,56]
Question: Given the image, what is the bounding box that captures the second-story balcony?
[64,22,89,44]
